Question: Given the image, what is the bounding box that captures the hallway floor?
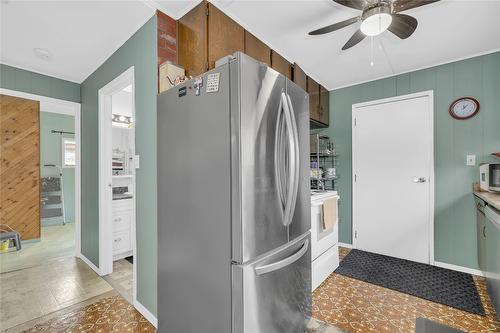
[312,248,500,333]
[0,224,74,273]
[0,257,112,331]
[103,259,133,303]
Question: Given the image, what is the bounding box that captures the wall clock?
[449,97,480,120]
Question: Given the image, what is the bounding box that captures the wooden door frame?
[97,66,137,304]
[351,90,435,265]
[0,88,82,259]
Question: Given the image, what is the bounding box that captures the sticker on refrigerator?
[194,77,203,96]
[178,86,186,97]
[206,73,220,93]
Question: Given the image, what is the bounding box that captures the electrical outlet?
[466,155,476,166]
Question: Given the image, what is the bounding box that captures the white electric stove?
[310,191,340,290]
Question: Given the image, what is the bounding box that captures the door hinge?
[354,230,358,239]
[354,118,357,126]
[205,3,209,16]
[354,174,357,182]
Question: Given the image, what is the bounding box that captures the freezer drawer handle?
[255,239,309,276]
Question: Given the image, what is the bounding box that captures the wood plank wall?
[0,94,41,240]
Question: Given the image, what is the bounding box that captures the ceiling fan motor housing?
[360,2,393,36]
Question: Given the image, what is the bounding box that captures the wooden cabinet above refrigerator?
[175,2,329,127]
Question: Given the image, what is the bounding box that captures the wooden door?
[207,3,245,69]
[244,31,271,66]
[307,77,320,123]
[271,51,292,79]
[292,64,307,91]
[178,1,208,77]
[319,85,330,125]
[0,94,40,240]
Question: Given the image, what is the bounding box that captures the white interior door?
[352,91,433,264]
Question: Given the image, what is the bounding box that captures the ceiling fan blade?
[388,14,418,39]
[342,29,366,50]
[333,0,366,11]
[392,0,441,13]
[309,17,360,35]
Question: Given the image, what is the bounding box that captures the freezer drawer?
[232,232,311,333]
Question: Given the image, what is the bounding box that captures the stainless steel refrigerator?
[157,52,311,333]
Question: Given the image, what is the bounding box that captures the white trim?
[331,48,500,91]
[133,300,158,328]
[0,88,82,261]
[98,67,137,304]
[351,90,435,265]
[338,242,353,249]
[0,88,79,115]
[434,261,484,277]
[78,253,102,275]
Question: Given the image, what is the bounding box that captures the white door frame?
[351,90,435,264]
[97,66,137,302]
[0,88,82,258]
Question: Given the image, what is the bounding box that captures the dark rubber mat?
[335,249,485,316]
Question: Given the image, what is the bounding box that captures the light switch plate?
[466,155,476,166]
[134,155,140,169]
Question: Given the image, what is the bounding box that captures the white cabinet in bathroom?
[112,199,133,260]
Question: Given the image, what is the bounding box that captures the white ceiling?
[0,1,158,83]
[211,0,500,90]
[148,0,203,19]
[1,1,499,89]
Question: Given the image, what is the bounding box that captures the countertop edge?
[473,191,500,211]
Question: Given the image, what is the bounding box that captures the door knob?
[413,177,427,183]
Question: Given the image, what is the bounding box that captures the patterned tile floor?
[16,293,156,333]
[11,292,342,333]
[7,247,499,333]
[312,247,500,333]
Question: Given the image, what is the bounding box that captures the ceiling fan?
[308,0,441,50]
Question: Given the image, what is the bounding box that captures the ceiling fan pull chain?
[370,36,374,67]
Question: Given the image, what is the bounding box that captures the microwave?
[480,163,500,192]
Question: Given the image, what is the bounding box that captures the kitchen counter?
[474,191,500,211]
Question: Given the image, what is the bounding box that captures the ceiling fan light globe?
[360,13,392,36]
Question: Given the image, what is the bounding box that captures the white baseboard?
[78,253,102,276]
[338,242,353,249]
[134,299,158,328]
[434,261,484,277]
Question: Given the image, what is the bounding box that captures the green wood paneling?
[328,52,500,269]
[80,15,157,316]
[0,64,80,102]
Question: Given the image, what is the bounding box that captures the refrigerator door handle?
[274,97,286,212]
[281,92,296,227]
[284,94,300,227]
[254,239,309,276]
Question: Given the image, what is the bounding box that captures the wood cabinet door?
[307,77,320,123]
[244,31,271,66]
[207,3,245,69]
[178,1,207,77]
[293,63,307,91]
[271,51,292,79]
[0,94,40,240]
[319,85,330,125]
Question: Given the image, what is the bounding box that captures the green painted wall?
[328,51,500,270]
[40,112,75,223]
[80,16,157,315]
[0,64,80,103]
